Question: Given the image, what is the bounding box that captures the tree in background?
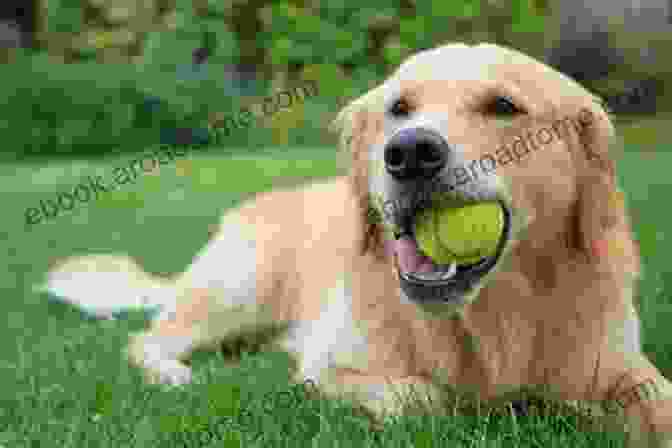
[544,0,672,114]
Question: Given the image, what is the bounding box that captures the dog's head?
[333,43,634,314]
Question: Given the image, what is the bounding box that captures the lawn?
[1,142,671,447]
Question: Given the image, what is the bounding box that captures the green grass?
[1,143,671,447]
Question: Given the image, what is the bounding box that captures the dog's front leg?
[308,369,443,420]
[611,368,672,448]
[283,277,442,421]
[588,355,672,448]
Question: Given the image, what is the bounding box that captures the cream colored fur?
[39,43,672,447]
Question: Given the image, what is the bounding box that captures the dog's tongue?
[394,236,437,273]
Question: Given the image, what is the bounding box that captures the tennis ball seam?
[430,205,459,259]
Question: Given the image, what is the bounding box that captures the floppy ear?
[572,100,638,269]
[331,90,387,259]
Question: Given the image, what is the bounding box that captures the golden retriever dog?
[40,43,672,446]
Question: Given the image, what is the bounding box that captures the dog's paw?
[145,360,193,386]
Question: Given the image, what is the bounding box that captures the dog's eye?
[389,98,411,118]
[486,96,524,116]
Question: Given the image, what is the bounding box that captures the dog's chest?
[284,261,535,401]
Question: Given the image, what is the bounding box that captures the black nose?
[384,127,448,181]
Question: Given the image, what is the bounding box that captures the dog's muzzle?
[381,127,512,306]
[392,202,511,305]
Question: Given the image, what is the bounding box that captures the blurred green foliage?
[6,0,549,158]
[44,0,85,35]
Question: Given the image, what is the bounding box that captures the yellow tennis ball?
[414,202,504,265]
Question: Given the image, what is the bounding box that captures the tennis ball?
[414,202,504,265]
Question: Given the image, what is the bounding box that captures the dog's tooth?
[440,262,458,279]
[410,271,444,281]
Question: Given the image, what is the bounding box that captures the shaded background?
[1,0,670,160]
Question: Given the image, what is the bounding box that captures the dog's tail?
[34,254,174,319]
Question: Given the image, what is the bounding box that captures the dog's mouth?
[390,200,511,305]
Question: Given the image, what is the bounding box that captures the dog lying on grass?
[40,43,672,447]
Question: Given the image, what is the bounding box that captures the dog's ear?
[571,100,637,269]
[331,89,387,259]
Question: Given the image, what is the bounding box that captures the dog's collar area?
[395,201,511,304]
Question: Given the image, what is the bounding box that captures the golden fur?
[42,43,672,447]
